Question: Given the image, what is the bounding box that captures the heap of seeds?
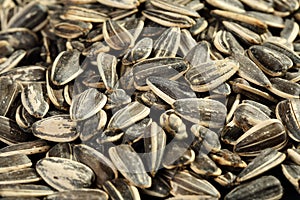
[1,0,300,199]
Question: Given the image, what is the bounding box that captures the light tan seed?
[36,157,94,191]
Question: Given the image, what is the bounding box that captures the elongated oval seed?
[185,58,239,92]
[108,144,151,188]
[234,119,287,156]
[236,148,286,182]
[70,88,107,121]
[172,98,227,128]
[225,176,283,200]
[107,101,150,131]
[36,157,94,191]
[32,115,78,142]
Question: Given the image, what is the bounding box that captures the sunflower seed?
[133,57,189,90]
[70,88,107,121]
[21,82,49,118]
[51,50,83,86]
[184,41,211,67]
[233,103,270,132]
[185,58,239,92]
[190,153,222,177]
[142,9,196,28]
[0,154,32,173]
[143,122,166,176]
[32,115,78,142]
[0,49,26,74]
[103,178,141,200]
[282,163,300,194]
[103,19,134,50]
[73,144,118,187]
[46,143,73,159]
[147,76,196,105]
[62,6,107,23]
[287,148,300,165]
[172,98,227,128]
[0,140,50,157]
[108,144,152,188]
[36,157,94,191]
[224,176,283,200]
[211,149,247,168]
[237,148,286,183]
[153,27,180,57]
[0,168,41,185]
[0,184,54,197]
[96,0,139,9]
[44,189,108,200]
[170,170,220,198]
[234,119,287,156]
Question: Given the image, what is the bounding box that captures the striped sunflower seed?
[32,115,78,142]
[21,82,49,118]
[185,58,239,92]
[287,148,300,165]
[190,153,222,177]
[170,170,220,198]
[142,9,196,28]
[103,178,141,200]
[236,148,286,183]
[107,101,150,131]
[96,0,139,9]
[0,184,54,197]
[153,27,180,57]
[233,119,287,156]
[108,144,152,188]
[51,50,83,86]
[0,140,50,157]
[70,88,107,121]
[44,189,108,200]
[143,122,166,176]
[282,163,300,194]
[224,176,283,200]
[73,144,118,187]
[172,98,227,128]
[103,19,134,50]
[36,157,94,191]
[0,154,32,173]
[0,168,41,185]
[97,52,118,91]
[133,57,189,90]
[46,143,73,160]
[147,76,196,105]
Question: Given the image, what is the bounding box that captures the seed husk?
[237,148,286,183]
[179,29,197,56]
[103,178,141,200]
[73,144,118,187]
[0,116,30,145]
[170,170,220,198]
[103,19,134,50]
[184,41,211,67]
[153,27,180,57]
[0,168,41,185]
[185,58,239,92]
[0,154,32,173]
[32,115,78,142]
[287,148,300,165]
[281,163,300,194]
[234,119,287,156]
[0,184,54,197]
[36,157,94,191]
[190,153,222,177]
[147,76,196,105]
[234,53,271,88]
[107,101,150,131]
[211,149,247,168]
[108,144,152,188]
[44,189,108,200]
[70,88,107,121]
[21,82,49,118]
[62,6,108,23]
[96,0,139,9]
[142,9,196,28]
[225,176,283,200]
[0,140,50,157]
[46,143,73,160]
[133,57,189,90]
[51,50,83,86]
[0,76,21,116]
[172,98,227,128]
[233,103,270,132]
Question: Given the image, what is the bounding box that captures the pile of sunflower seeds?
[1,0,300,199]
